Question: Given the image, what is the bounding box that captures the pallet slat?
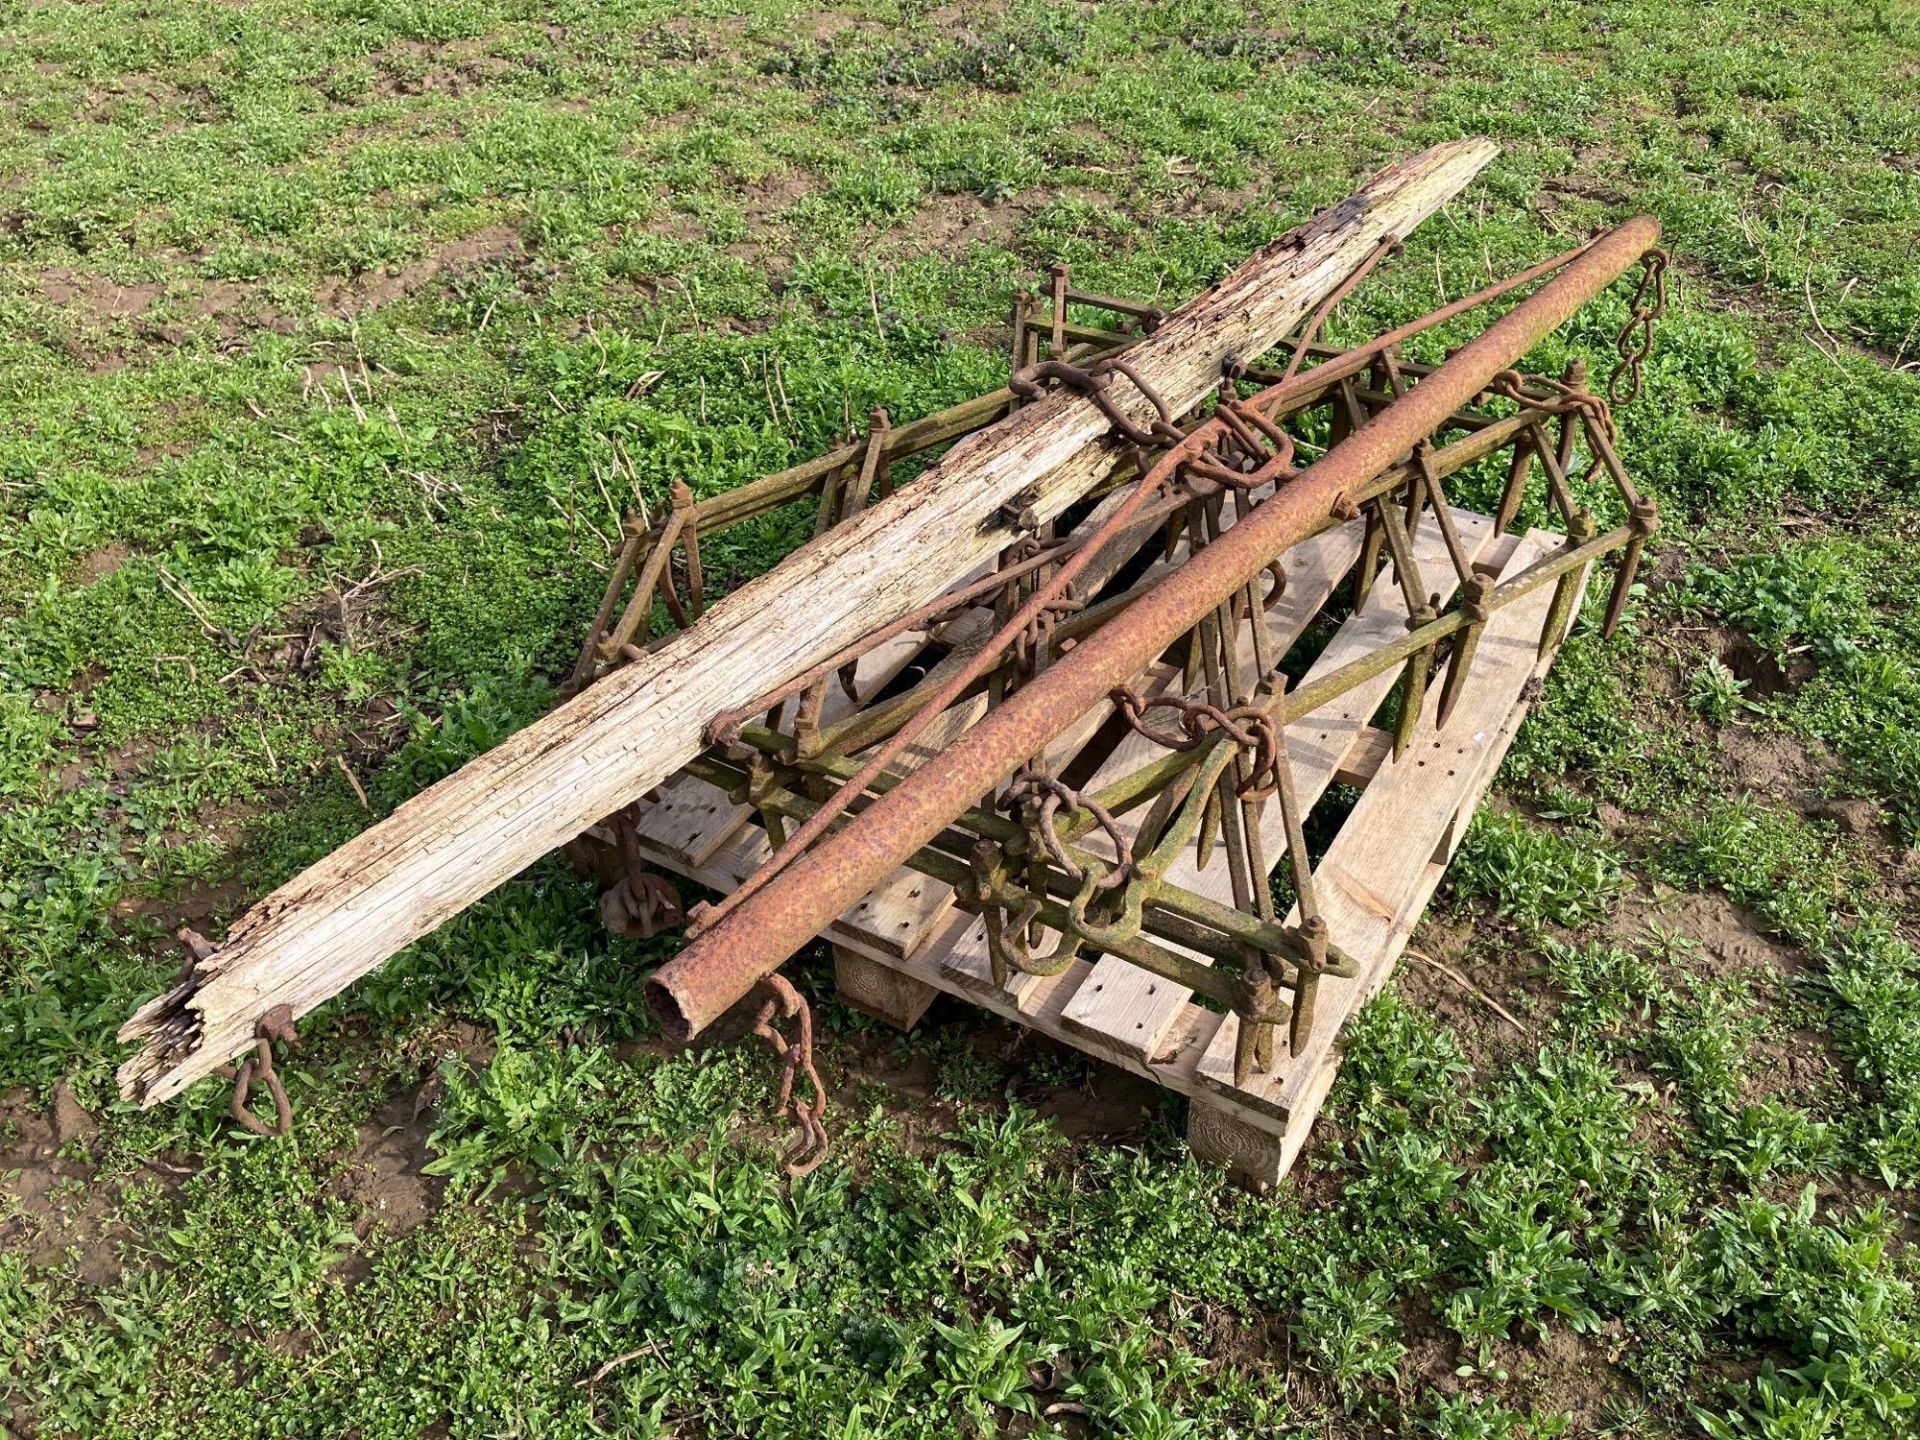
[632,774,745,871]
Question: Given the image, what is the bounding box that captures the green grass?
[4,0,1920,1434]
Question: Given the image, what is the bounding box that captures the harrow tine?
[1528,420,1581,526]
[602,506,687,659]
[1233,961,1281,1088]
[1437,574,1493,729]
[1289,916,1330,1055]
[1196,771,1223,872]
[568,523,644,693]
[1492,431,1535,535]
[1007,290,1031,387]
[1413,439,1475,587]
[850,407,889,516]
[868,407,895,501]
[1604,497,1660,638]
[1383,351,1473,587]
[1272,722,1317,924]
[1556,357,1587,474]
[1393,600,1439,759]
[1375,497,1429,619]
[1352,496,1385,611]
[675,481,705,620]
[1048,262,1070,359]
[1539,509,1598,658]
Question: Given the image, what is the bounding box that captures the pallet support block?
[832,944,938,1030]
[1186,1098,1289,1190]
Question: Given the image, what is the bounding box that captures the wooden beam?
[118,139,1498,1108]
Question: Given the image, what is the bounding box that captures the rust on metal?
[749,975,827,1178]
[215,1004,297,1139]
[645,217,1665,1045]
[599,806,685,940]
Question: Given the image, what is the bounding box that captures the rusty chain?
[1607,247,1668,404]
[999,536,1088,677]
[1182,400,1299,491]
[749,974,828,1178]
[600,805,686,940]
[1487,370,1615,442]
[1008,355,1187,452]
[998,767,1135,892]
[600,869,684,940]
[1109,688,1285,801]
[180,926,300,1139]
[214,1004,297,1138]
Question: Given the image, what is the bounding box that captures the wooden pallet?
[627,507,1587,1187]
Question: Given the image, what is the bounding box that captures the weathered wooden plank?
[1332,724,1395,789]
[632,774,746,872]
[118,141,1498,1108]
[832,944,939,1030]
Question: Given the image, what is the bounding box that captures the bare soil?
[316,225,520,316]
[0,1087,127,1287]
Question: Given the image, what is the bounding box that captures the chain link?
[997,541,1087,677]
[1008,355,1187,452]
[214,1004,297,1138]
[1181,395,1299,492]
[998,767,1134,892]
[1487,370,1615,442]
[600,805,685,939]
[1109,688,1285,800]
[1607,247,1668,404]
[749,974,828,1178]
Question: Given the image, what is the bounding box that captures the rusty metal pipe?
[647,218,1660,1042]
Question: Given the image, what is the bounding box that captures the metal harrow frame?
[569,232,1663,1184]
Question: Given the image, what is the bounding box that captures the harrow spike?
[1603,496,1660,638]
[1394,599,1440,759]
[1437,574,1494,729]
[1540,508,1598,658]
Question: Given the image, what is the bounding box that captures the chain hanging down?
[1607,247,1669,403]
[178,927,299,1138]
[599,805,686,940]
[749,974,828,1178]
[215,1004,297,1138]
